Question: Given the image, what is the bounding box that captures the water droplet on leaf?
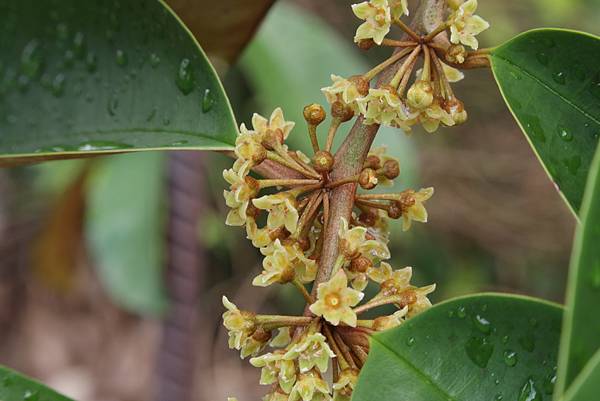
[503,350,518,367]
[557,126,573,142]
[518,377,542,401]
[176,58,194,95]
[202,88,214,112]
[465,336,494,368]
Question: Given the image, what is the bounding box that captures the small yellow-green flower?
[367,262,412,288]
[352,0,392,45]
[372,307,408,331]
[409,284,436,317]
[241,334,269,359]
[332,369,359,401]
[447,0,490,50]
[222,296,255,350]
[309,270,364,327]
[398,187,434,231]
[250,351,297,394]
[321,75,364,111]
[270,327,292,348]
[253,192,299,234]
[357,87,412,129]
[288,372,331,401]
[245,218,274,249]
[223,161,258,226]
[389,0,409,19]
[338,217,390,261]
[253,240,296,287]
[284,332,335,373]
[407,99,455,133]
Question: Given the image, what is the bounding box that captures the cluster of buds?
[222,1,489,400]
[321,0,489,133]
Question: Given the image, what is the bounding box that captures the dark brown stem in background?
[311,0,448,293]
[154,151,206,401]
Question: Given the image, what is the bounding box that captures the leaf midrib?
[491,53,600,128]
[373,336,458,401]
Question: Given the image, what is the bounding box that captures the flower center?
[325,292,341,308]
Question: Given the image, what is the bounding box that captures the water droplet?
[149,53,161,68]
[171,140,189,146]
[85,52,98,73]
[503,350,518,367]
[494,378,500,385]
[518,377,542,401]
[481,304,488,312]
[23,390,39,401]
[457,306,466,319]
[590,72,600,100]
[202,88,214,112]
[107,95,119,116]
[494,395,503,401]
[557,126,573,142]
[552,71,566,85]
[406,337,415,347]
[501,335,510,344]
[543,372,556,395]
[77,141,132,151]
[536,52,549,66]
[448,310,455,318]
[51,73,66,97]
[474,314,492,334]
[524,116,545,143]
[20,39,43,79]
[73,32,86,57]
[176,58,194,95]
[116,49,128,67]
[564,155,581,176]
[465,336,494,368]
[519,333,535,352]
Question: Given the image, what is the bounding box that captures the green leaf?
[0,365,74,401]
[85,152,167,315]
[0,0,236,166]
[490,29,600,214]
[239,2,417,187]
[353,293,562,401]
[556,143,600,396]
[562,349,600,401]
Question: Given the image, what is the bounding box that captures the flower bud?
[357,38,375,50]
[407,80,434,110]
[349,75,370,96]
[252,327,273,343]
[383,159,400,180]
[312,150,334,173]
[332,101,355,122]
[387,202,402,219]
[350,256,372,273]
[359,168,378,190]
[364,154,381,170]
[303,103,326,125]
[444,98,468,125]
[445,44,467,64]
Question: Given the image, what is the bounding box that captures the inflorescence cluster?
[222,1,489,400]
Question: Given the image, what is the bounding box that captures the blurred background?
[1,0,599,400]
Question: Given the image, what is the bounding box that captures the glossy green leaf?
[353,294,562,401]
[239,2,417,187]
[85,153,167,315]
[0,0,236,166]
[0,365,74,401]
[556,143,600,396]
[562,349,600,401]
[490,29,600,214]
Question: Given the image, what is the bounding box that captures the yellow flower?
[367,262,412,287]
[270,327,292,348]
[372,307,408,331]
[398,187,434,231]
[309,270,364,327]
[389,0,409,19]
[250,352,297,394]
[416,62,464,84]
[284,333,335,374]
[408,284,436,317]
[288,372,331,401]
[352,0,392,45]
[222,296,255,350]
[447,0,490,50]
[223,161,258,226]
[357,87,413,130]
[338,217,390,261]
[253,193,299,234]
[253,240,317,287]
[321,75,364,111]
[345,269,369,291]
[246,218,274,249]
[408,100,455,133]
[332,369,358,401]
[253,107,295,140]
